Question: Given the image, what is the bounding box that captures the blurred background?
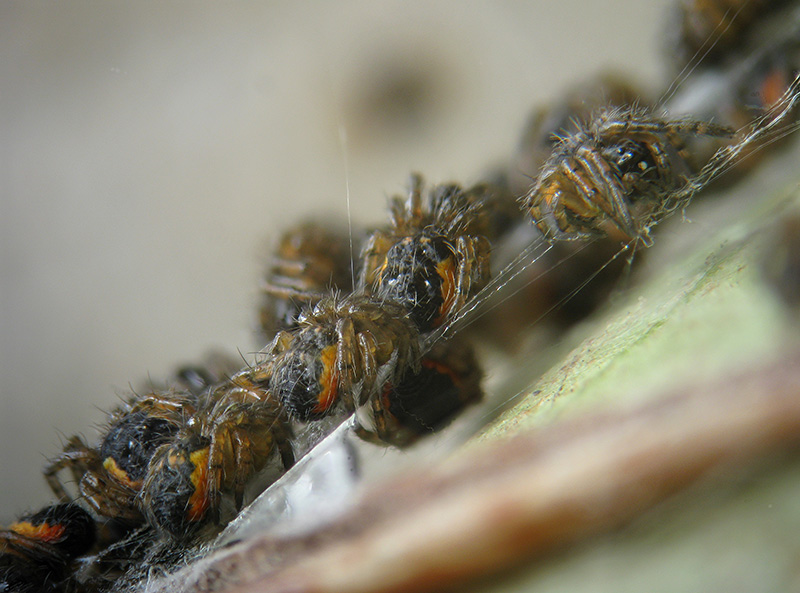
[1,0,672,521]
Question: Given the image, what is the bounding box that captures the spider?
[268,294,421,422]
[0,503,96,593]
[259,220,357,338]
[510,73,648,197]
[140,366,294,539]
[700,22,800,151]
[41,352,241,532]
[670,0,789,68]
[663,0,800,170]
[356,337,483,447]
[359,174,500,332]
[43,391,196,527]
[522,106,734,244]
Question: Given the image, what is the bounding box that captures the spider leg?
[357,331,379,405]
[268,330,294,355]
[274,422,295,470]
[230,427,255,510]
[581,147,639,237]
[43,437,96,501]
[453,237,475,315]
[335,315,357,407]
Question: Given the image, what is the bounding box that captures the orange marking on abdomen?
[10,520,66,544]
[186,447,211,522]
[312,344,340,415]
[103,456,142,489]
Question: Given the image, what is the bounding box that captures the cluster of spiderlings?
[8,2,800,591]
[39,360,252,585]
[263,174,515,436]
[33,177,502,586]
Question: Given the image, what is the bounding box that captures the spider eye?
[607,141,654,178]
